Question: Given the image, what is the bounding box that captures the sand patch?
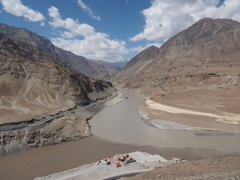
[104,91,126,107]
[151,119,197,131]
[145,100,240,125]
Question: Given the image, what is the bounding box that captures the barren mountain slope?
[0,34,114,124]
[160,18,240,63]
[0,23,108,79]
[0,33,61,64]
[110,18,240,130]
[111,18,240,86]
[0,57,113,125]
[0,56,115,156]
[0,33,115,157]
[109,45,161,81]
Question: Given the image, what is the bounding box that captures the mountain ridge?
[110,18,240,86]
[0,32,114,124]
[0,23,109,79]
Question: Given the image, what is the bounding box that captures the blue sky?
[0,0,240,62]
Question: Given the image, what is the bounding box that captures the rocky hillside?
[109,45,161,81]
[110,18,240,91]
[0,33,115,124]
[0,57,113,124]
[0,33,62,64]
[121,157,240,180]
[0,23,109,79]
[0,33,115,156]
[109,18,240,129]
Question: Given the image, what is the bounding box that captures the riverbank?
[139,89,240,132]
[1,88,240,180]
[0,92,115,157]
[104,91,127,107]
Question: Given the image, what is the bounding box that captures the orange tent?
[115,162,121,167]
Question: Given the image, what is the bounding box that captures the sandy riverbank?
[104,91,127,107]
[140,97,240,132]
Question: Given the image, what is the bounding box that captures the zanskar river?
[1,88,240,180]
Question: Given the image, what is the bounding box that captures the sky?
[0,0,240,63]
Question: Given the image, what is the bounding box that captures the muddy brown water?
[1,88,240,180]
[90,88,240,152]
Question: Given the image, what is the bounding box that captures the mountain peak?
[159,17,240,61]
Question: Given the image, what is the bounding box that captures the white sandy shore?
[145,100,240,125]
[151,119,199,131]
[104,91,126,108]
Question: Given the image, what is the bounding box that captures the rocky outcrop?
[0,23,109,79]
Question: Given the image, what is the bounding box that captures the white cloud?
[77,0,101,21]
[130,46,144,53]
[48,6,128,62]
[130,42,163,53]
[130,0,240,42]
[0,0,45,23]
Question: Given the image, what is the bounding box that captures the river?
[1,88,240,180]
[90,88,240,152]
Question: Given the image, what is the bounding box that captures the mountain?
[90,60,120,72]
[0,23,109,79]
[159,18,240,66]
[109,45,161,81]
[0,33,62,64]
[113,60,128,68]
[0,33,115,156]
[110,18,240,89]
[109,18,240,130]
[0,33,114,124]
